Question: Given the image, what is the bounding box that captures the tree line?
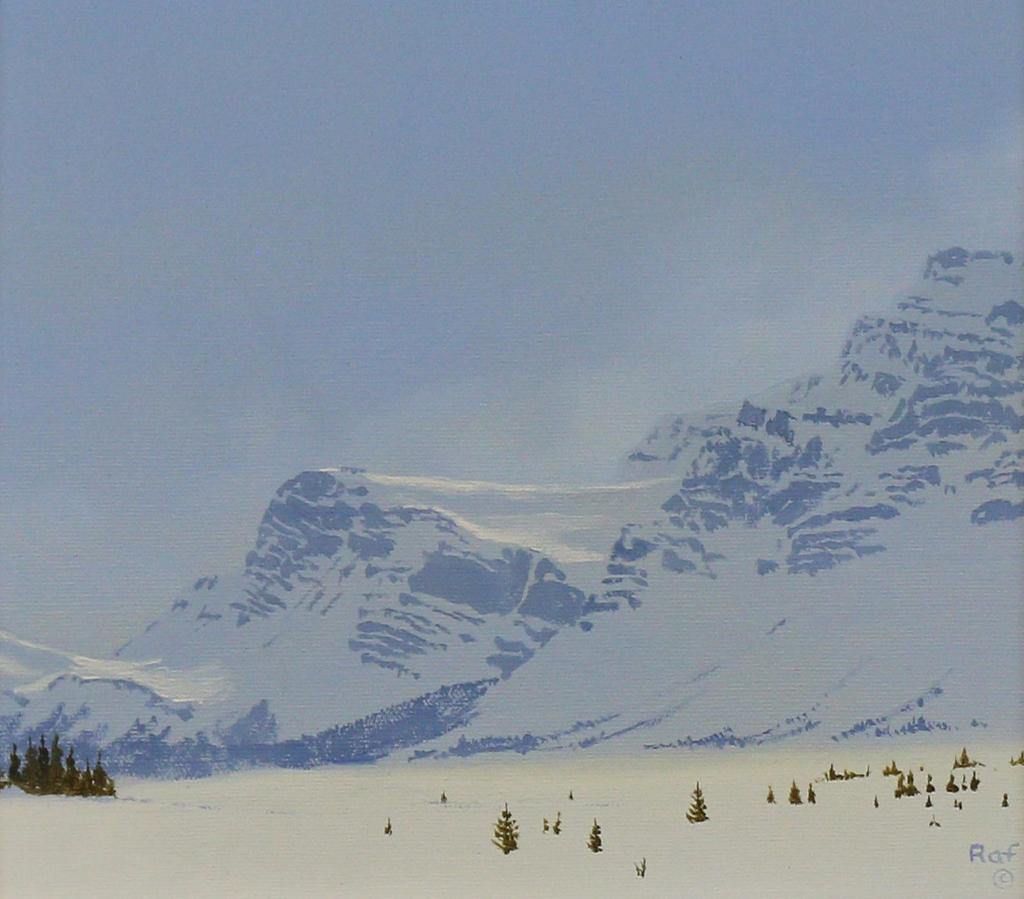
[3,734,116,797]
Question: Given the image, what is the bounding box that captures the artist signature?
[969,842,1019,890]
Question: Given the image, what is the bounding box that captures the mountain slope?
[415,247,1023,755]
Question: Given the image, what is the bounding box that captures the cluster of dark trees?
[765,781,815,805]
[893,771,920,798]
[5,735,115,797]
[945,770,979,793]
[825,763,867,781]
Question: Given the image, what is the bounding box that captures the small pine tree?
[894,773,906,798]
[23,738,39,790]
[440,790,447,804]
[686,781,709,823]
[925,795,932,808]
[8,744,20,783]
[1010,751,1024,766]
[63,747,80,795]
[587,819,603,853]
[925,774,934,793]
[384,817,392,835]
[807,783,816,805]
[904,771,919,797]
[551,811,562,835]
[568,788,574,801]
[492,803,519,855]
[827,764,838,782]
[37,736,50,784]
[766,785,776,804]
[953,747,977,769]
[788,781,802,805]
[1001,793,1008,808]
[929,814,940,828]
[92,753,115,797]
[873,795,879,808]
[882,760,900,777]
[634,858,646,878]
[945,774,958,793]
[542,817,549,833]
[47,734,65,793]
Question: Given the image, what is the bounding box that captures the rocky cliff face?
[615,247,1021,591]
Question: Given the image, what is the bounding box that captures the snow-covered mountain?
[2,248,1021,774]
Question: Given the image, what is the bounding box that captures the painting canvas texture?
[1,3,1021,897]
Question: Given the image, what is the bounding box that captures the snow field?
[2,743,1021,898]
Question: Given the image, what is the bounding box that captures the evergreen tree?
[1002,793,1009,808]
[568,788,574,801]
[903,771,919,797]
[47,734,65,792]
[82,763,94,796]
[8,744,20,783]
[23,739,39,790]
[384,818,392,835]
[492,804,519,855]
[894,773,906,798]
[440,790,447,805]
[92,752,115,796]
[945,774,958,793]
[827,764,838,782]
[953,747,975,769]
[587,819,603,853]
[1010,751,1024,766]
[542,817,549,833]
[766,785,776,804]
[63,747,80,795]
[925,795,932,808]
[873,795,879,808]
[929,814,940,828]
[37,736,49,783]
[925,774,935,793]
[551,811,562,835]
[788,781,802,805]
[807,783,816,805]
[634,858,646,879]
[686,782,709,822]
[882,760,899,777]
[969,771,979,792]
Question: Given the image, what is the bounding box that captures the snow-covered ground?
[2,743,1021,898]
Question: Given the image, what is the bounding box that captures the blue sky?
[2,1,1021,652]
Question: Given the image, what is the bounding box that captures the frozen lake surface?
[2,743,1022,897]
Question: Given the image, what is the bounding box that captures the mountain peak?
[923,247,1014,285]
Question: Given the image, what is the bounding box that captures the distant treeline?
[3,734,116,797]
